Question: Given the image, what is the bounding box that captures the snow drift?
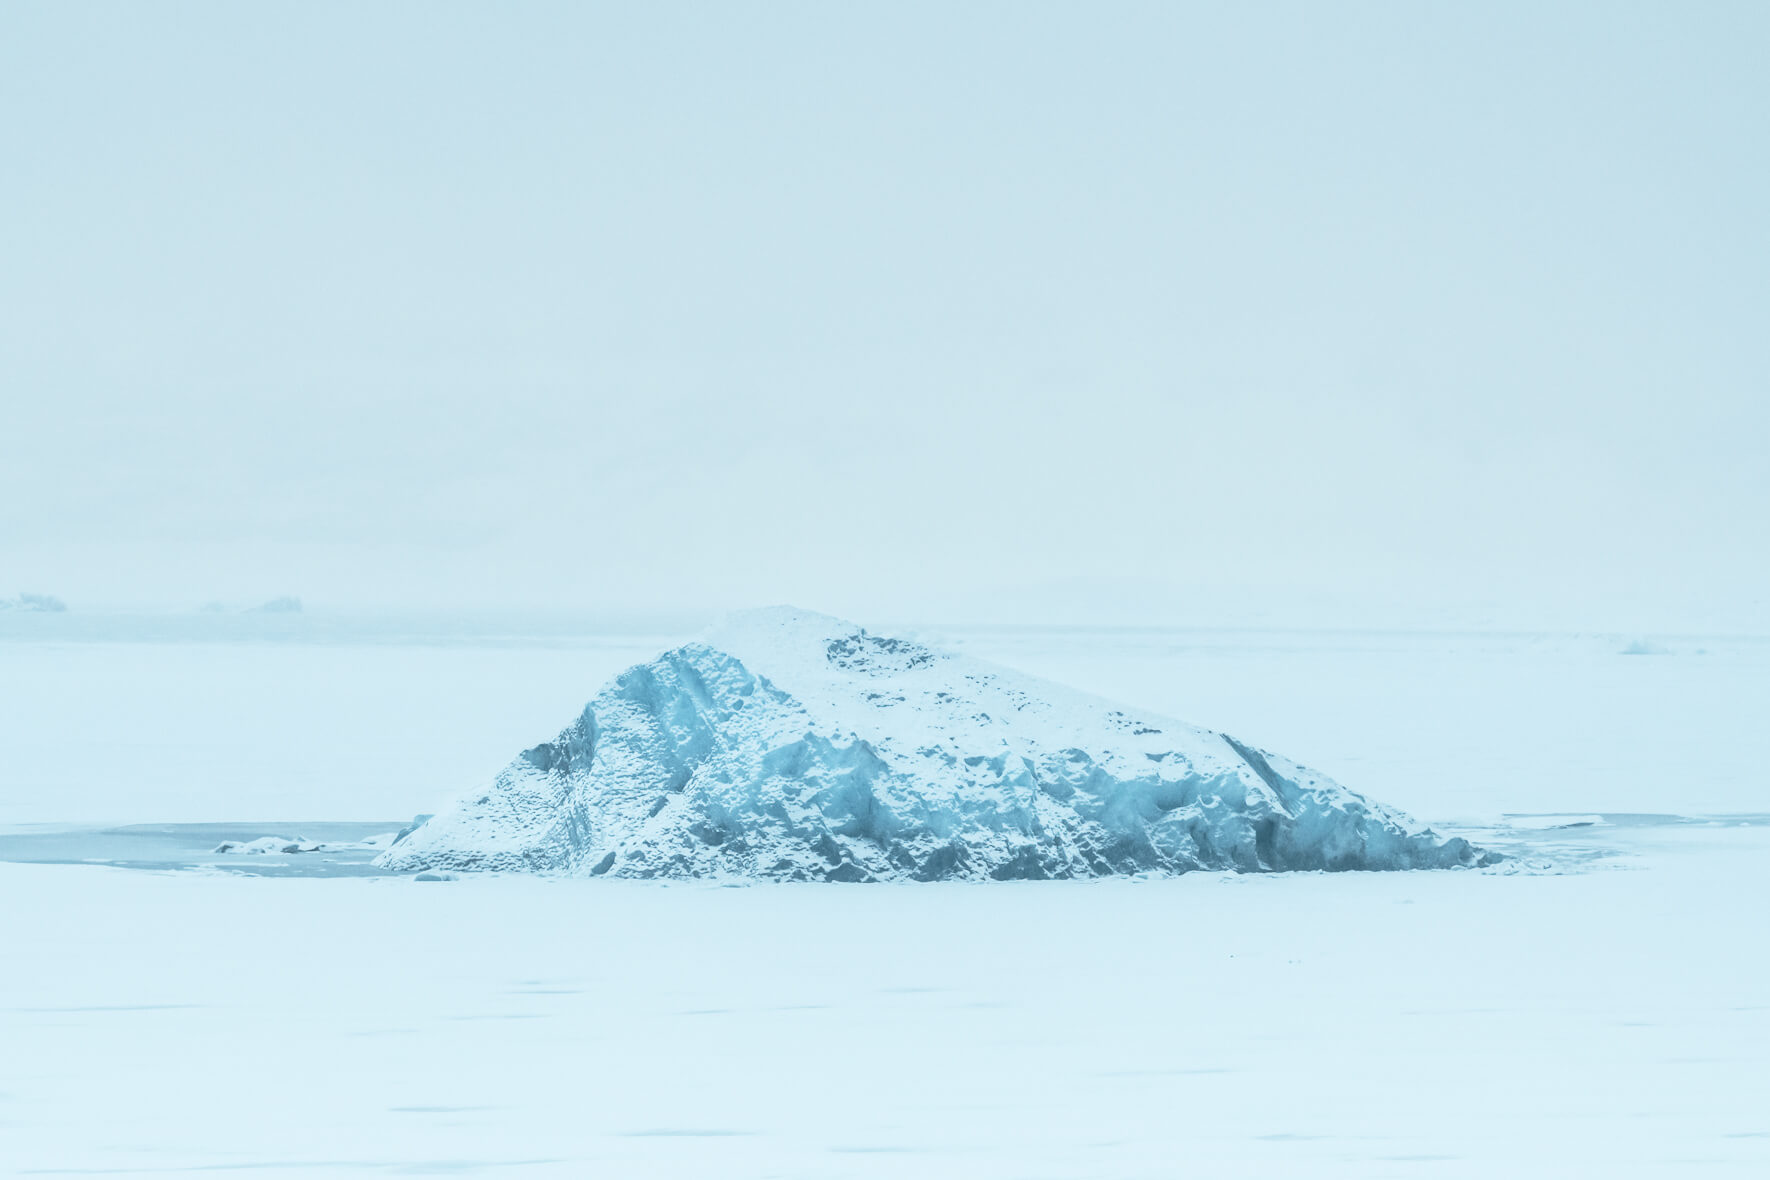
[380,608,1490,879]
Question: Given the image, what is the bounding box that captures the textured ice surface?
[381,608,1486,879]
[214,832,396,855]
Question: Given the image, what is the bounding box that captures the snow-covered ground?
[3,822,1767,1177]
[2,616,1767,1176]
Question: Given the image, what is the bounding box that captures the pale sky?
[3,2,1766,626]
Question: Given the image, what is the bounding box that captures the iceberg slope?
[379,608,1490,879]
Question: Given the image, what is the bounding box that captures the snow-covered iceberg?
[380,608,1491,880]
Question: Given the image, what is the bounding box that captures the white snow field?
[3,824,1768,1178]
[382,608,1485,879]
[1,613,1767,1176]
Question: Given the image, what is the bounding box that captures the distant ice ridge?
[0,593,67,612]
[380,608,1492,880]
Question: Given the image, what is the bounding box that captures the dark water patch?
[1501,812,1770,829]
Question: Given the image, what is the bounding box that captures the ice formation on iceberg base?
[379,608,1493,880]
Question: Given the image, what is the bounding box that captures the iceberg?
[380,608,1491,880]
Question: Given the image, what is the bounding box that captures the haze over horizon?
[5,2,1766,629]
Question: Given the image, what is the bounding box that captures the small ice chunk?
[1619,639,1671,656]
[213,836,309,854]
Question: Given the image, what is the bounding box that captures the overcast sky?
[3,2,1765,626]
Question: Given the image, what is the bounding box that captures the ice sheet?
[2,820,1766,1177]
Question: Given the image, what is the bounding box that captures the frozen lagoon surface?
[2,616,1768,1177]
